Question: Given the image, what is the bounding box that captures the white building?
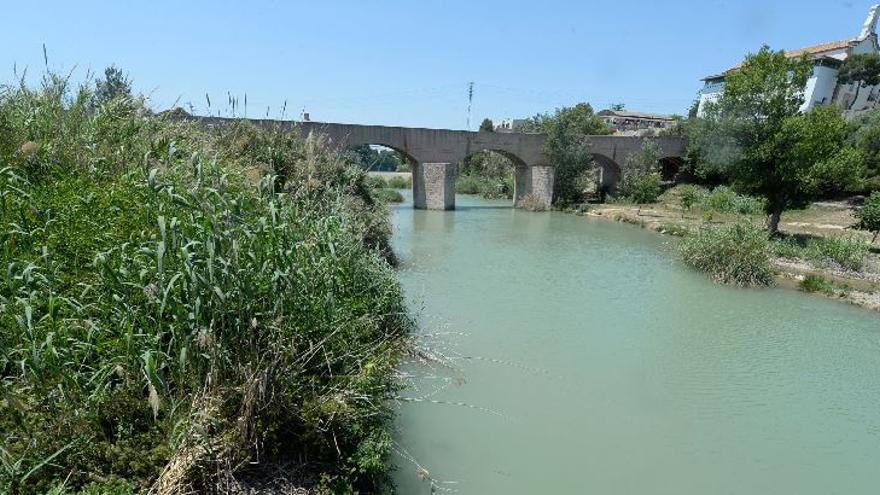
[493,118,528,133]
[697,5,880,117]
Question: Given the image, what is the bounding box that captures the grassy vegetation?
[367,174,410,190]
[375,188,405,203]
[806,236,871,272]
[0,74,411,493]
[799,274,837,295]
[455,173,513,199]
[673,185,765,215]
[678,223,775,287]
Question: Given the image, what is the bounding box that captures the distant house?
[697,4,880,118]
[597,109,676,135]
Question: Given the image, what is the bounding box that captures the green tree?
[847,109,880,189]
[93,65,132,105]
[610,103,626,111]
[620,140,663,203]
[837,53,880,110]
[856,191,880,242]
[479,118,494,132]
[693,46,863,234]
[528,103,612,204]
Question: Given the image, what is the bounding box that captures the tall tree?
[536,103,612,204]
[837,53,880,110]
[694,46,863,234]
[479,118,494,132]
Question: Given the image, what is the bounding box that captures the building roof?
[702,38,854,80]
[597,109,675,120]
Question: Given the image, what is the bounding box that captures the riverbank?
[576,187,880,312]
[0,77,410,494]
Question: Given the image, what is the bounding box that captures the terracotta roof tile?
[704,38,854,79]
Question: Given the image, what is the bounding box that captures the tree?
[693,46,863,234]
[619,140,663,204]
[855,191,880,242]
[479,118,494,132]
[93,65,132,106]
[610,103,626,111]
[531,103,612,204]
[837,53,880,110]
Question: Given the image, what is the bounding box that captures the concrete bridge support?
[413,162,456,210]
[514,165,555,208]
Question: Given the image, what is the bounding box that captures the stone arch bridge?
[195,117,686,210]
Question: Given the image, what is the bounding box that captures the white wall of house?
[696,80,724,116]
[802,65,840,111]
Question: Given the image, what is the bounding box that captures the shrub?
[855,191,880,242]
[679,223,775,286]
[366,174,388,189]
[628,172,663,203]
[386,175,410,189]
[678,184,704,211]
[807,235,870,271]
[455,174,483,194]
[375,188,404,203]
[701,186,765,215]
[799,274,836,295]
[772,237,806,259]
[0,73,410,493]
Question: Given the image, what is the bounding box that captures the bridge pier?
[514,165,555,209]
[413,162,456,210]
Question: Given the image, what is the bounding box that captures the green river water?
[390,191,880,494]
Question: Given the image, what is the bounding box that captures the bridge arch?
[592,153,622,194]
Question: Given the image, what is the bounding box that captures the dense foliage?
[456,150,514,199]
[856,191,880,242]
[691,46,864,234]
[0,73,411,494]
[521,103,612,204]
[619,140,663,204]
[679,223,775,287]
[347,144,409,172]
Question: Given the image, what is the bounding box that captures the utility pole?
[466,82,474,130]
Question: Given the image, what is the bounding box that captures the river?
[390,191,880,494]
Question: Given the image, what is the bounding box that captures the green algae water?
[390,192,880,494]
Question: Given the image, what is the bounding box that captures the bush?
[702,186,765,215]
[366,174,388,189]
[386,175,410,189]
[855,191,880,242]
[375,188,404,203]
[627,172,663,204]
[679,223,775,286]
[678,184,704,211]
[772,237,806,259]
[0,73,410,493]
[456,174,483,194]
[799,274,836,295]
[807,235,870,271]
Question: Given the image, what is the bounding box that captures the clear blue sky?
[0,0,871,129]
